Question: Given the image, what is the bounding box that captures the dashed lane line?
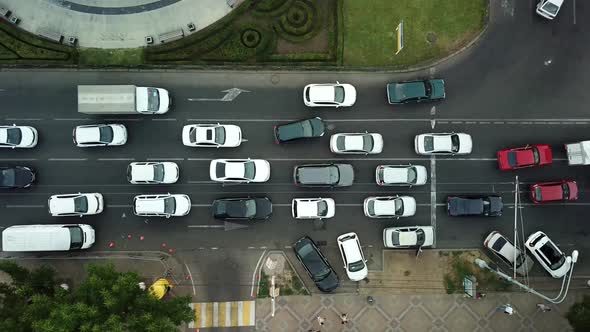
[430,157,437,248]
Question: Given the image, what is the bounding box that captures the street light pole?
[474,250,578,304]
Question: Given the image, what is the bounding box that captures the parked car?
[48,193,104,217]
[0,124,38,148]
[330,132,383,154]
[414,133,472,155]
[386,79,445,104]
[73,124,126,147]
[303,82,356,107]
[525,231,571,278]
[182,123,242,148]
[291,198,335,219]
[363,196,416,218]
[447,195,503,217]
[497,144,552,170]
[530,180,578,203]
[133,194,191,218]
[337,232,368,281]
[209,159,270,183]
[293,236,339,292]
[127,162,179,184]
[274,117,325,143]
[484,231,534,276]
[383,226,434,248]
[0,166,35,188]
[536,0,563,20]
[375,164,427,186]
[293,163,354,187]
[212,197,272,220]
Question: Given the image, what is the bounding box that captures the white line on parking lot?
[48,158,88,161]
[6,205,44,208]
[98,158,135,161]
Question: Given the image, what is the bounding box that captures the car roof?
[396,81,426,99]
[339,234,363,262]
[135,196,165,213]
[297,165,335,184]
[296,199,320,217]
[537,183,564,201]
[383,167,408,183]
[75,126,101,143]
[130,163,155,181]
[309,85,335,102]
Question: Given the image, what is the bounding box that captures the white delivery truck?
[1,224,95,252]
[78,85,170,115]
[565,140,590,165]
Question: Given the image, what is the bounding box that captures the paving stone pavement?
[0,0,242,48]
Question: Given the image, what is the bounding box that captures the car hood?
[111,125,127,145]
[19,127,37,147]
[400,196,416,216]
[253,160,271,182]
[174,195,191,215]
[316,269,339,292]
[342,84,357,106]
[13,167,35,187]
[223,125,242,147]
[430,79,445,99]
[414,166,428,185]
[254,198,273,219]
[335,164,354,186]
[456,133,473,154]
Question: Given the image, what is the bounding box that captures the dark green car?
[274,117,325,143]
[387,79,446,104]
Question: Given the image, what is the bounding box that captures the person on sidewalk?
[475,292,486,299]
[497,304,515,315]
[537,303,552,312]
[317,315,325,326]
[341,313,349,325]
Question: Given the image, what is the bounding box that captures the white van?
[2,224,95,252]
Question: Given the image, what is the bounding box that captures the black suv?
[212,197,272,220]
[293,163,354,187]
[293,236,339,292]
[447,195,503,217]
[274,117,325,143]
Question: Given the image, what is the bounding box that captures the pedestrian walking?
[537,303,552,312]
[475,292,486,299]
[317,315,325,326]
[497,304,515,315]
[341,313,349,325]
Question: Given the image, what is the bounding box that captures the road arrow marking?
[188,88,250,102]
[431,119,436,129]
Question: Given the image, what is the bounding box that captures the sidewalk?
[0,0,240,48]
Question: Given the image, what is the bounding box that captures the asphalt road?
[1,0,590,294]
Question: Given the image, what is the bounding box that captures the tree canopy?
[0,261,194,332]
[567,295,590,332]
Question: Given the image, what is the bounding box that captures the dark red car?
[530,180,578,203]
[497,144,552,170]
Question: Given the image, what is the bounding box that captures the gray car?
[293,164,354,187]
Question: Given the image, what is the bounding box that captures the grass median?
[343,0,487,68]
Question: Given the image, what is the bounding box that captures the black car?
[293,163,354,187]
[212,197,272,220]
[274,117,325,143]
[293,236,339,292]
[447,195,503,217]
[0,166,35,188]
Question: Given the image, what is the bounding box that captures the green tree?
[0,261,194,332]
[567,295,590,332]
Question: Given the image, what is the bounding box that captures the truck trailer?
[77,85,170,114]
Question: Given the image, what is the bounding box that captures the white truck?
[565,140,590,165]
[78,85,170,115]
[2,224,95,252]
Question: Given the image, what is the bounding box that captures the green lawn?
[78,48,143,66]
[343,0,487,68]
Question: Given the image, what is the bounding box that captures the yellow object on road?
[188,301,255,328]
[148,278,172,300]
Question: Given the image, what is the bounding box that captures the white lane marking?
[190,204,211,207]
[107,204,132,208]
[97,158,135,161]
[54,118,91,121]
[186,157,498,161]
[151,118,177,121]
[574,0,577,24]
[0,158,37,161]
[187,181,216,184]
[5,118,42,121]
[184,263,196,295]
[103,118,142,122]
[183,118,590,123]
[187,225,224,228]
[6,205,44,208]
[430,157,437,248]
[48,158,88,161]
[147,158,185,161]
[250,249,268,299]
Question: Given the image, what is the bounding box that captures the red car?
[530,180,578,203]
[497,144,552,170]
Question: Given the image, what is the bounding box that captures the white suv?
[291,198,335,219]
[133,194,191,218]
[48,193,104,217]
[127,162,179,184]
[337,232,368,281]
[525,231,570,278]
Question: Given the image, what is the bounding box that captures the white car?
[0,124,38,148]
[127,162,179,184]
[383,226,434,248]
[484,231,534,276]
[291,198,335,219]
[337,232,368,281]
[303,82,357,107]
[536,0,563,20]
[330,133,383,154]
[209,159,270,183]
[133,194,191,218]
[73,124,127,147]
[48,193,104,217]
[363,196,416,218]
[376,164,427,186]
[414,133,472,155]
[525,231,571,278]
[182,124,242,148]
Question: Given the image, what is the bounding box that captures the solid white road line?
[107,204,132,208]
[147,158,185,161]
[5,118,42,121]
[97,158,135,161]
[0,158,37,161]
[6,205,45,208]
[48,158,88,161]
[430,157,437,248]
[183,118,590,123]
[151,118,177,121]
[103,118,142,122]
[186,157,498,161]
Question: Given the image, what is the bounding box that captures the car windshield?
[74,196,88,213]
[362,135,374,152]
[298,243,330,279]
[334,86,345,103]
[244,161,256,179]
[153,164,165,182]
[390,232,400,246]
[6,128,22,145]
[68,226,84,250]
[535,186,542,200]
[415,229,425,245]
[507,152,518,167]
[424,136,434,152]
[348,260,365,272]
[317,201,328,216]
[533,148,540,164]
[542,2,559,14]
[329,166,340,184]
[99,126,114,143]
[395,199,404,214]
[300,120,313,137]
[424,81,432,97]
[243,199,257,217]
[214,126,226,144]
[189,128,197,143]
[451,134,460,153]
[540,241,565,269]
[407,167,417,183]
[491,236,507,252]
[0,168,15,186]
[216,163,226,178]
[146,88,160,112]
[482,198,491,214]
[164,197,176,214]
[336,136,346,151]
[562,183,570,199]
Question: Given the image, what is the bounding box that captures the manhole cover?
[426,32,437,44]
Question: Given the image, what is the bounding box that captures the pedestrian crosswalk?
[188,300,255,328]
